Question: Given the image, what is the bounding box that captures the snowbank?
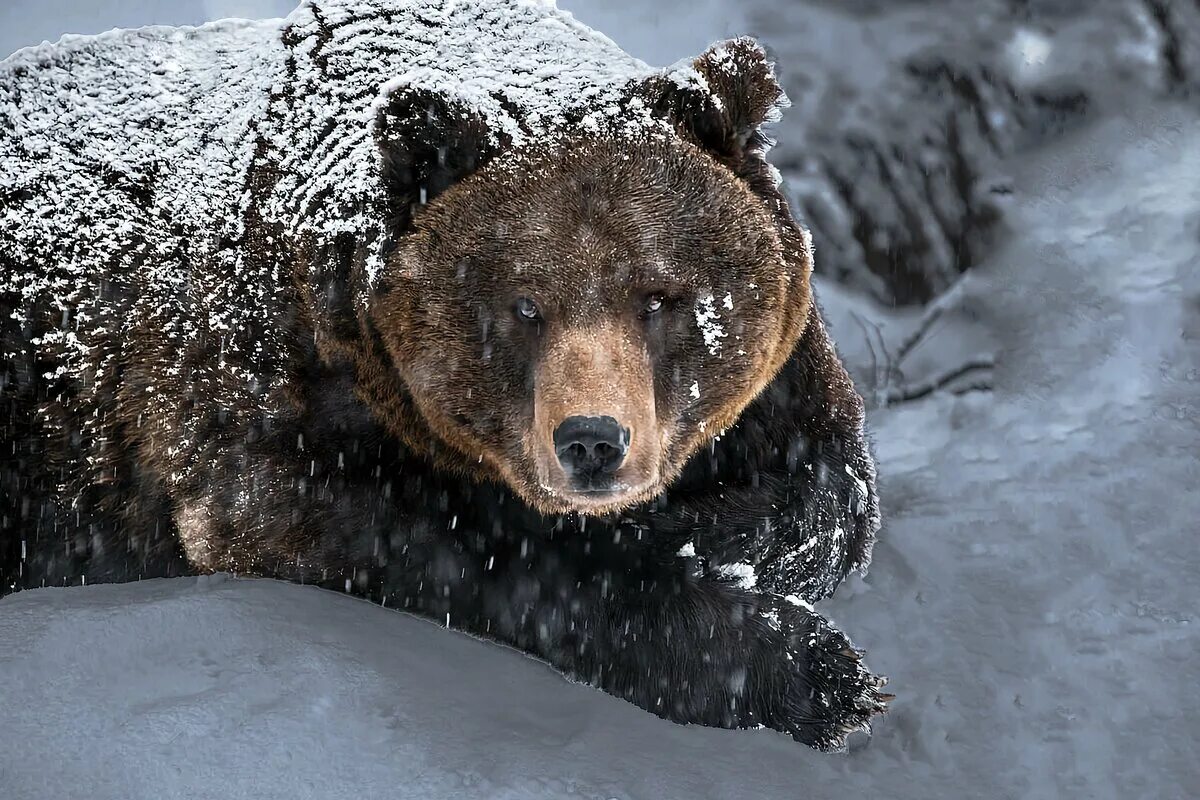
[3,575,824,800]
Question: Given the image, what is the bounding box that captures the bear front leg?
[557,574,889,751]
[719,589,891,751]
[394,523,888,751]
[642,458,875,605]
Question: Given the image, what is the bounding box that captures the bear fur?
[0,0,887,750]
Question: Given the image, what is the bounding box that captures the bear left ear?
[641,37,786,163]
[375,87,501,235]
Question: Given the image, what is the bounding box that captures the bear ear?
[641,37,786,163]
[375,88,500,234]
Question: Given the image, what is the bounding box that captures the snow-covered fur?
[0,0,885,751]
[0,0,667,434]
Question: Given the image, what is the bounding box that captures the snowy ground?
[3,100,1197,799]
[3,2,1199,799]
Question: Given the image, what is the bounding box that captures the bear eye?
[643,294,665,316]
[515,297,541,322]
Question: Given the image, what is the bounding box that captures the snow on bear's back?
[264,0,663,277]
[0,20,286,266]
[0,0,673,306]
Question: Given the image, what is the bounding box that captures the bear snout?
[530,325,660,511]
[552,415,630,490]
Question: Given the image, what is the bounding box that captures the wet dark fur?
[0,38,886,750]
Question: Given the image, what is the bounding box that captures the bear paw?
[767,600,892,751]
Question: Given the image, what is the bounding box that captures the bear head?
[370,38,813,516]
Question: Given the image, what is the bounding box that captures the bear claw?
[774,604,891,751]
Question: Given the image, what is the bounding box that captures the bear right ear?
[639,37,786,165]
[375,88,500,235]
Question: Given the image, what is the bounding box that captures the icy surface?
[3,99,1197,798]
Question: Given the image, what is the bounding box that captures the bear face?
[371,49,812,515]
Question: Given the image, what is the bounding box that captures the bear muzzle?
[531,326,660,512]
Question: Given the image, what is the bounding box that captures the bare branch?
[882,355,994,405]
[872,318,898,386]
[850,310,883,398]
[895,272,974,366]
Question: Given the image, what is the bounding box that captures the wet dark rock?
[757,0,1200,304]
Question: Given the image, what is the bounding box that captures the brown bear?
[0,0,887,750]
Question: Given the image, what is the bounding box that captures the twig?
[849,310,883,398]
[894,272,973,365]
[883,355,994,405]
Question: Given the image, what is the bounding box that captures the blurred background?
[2,3,1197,798]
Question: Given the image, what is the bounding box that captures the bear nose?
[553,415,630,485]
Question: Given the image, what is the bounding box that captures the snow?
[693,293,727,355]
[2,1,1198,798]
[3,97,1196,799]
[712,561,757,590]
[271,0,671,283]
[1007,28,1053,78]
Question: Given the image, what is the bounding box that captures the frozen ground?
[3,99,1197,798]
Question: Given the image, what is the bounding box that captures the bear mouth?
[535,475,660,513]
[571,483,637,499]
